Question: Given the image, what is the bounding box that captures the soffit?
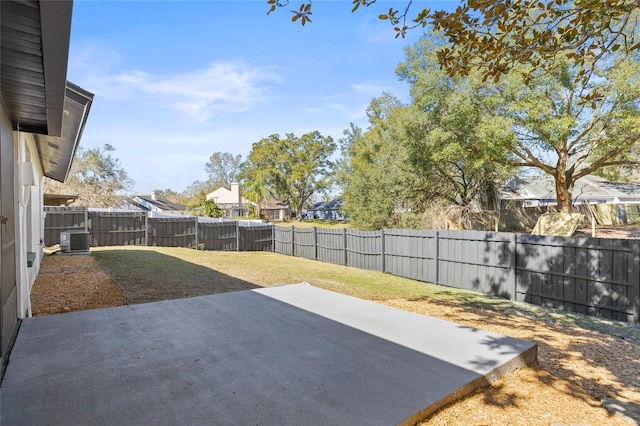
[0,0,72,136]
[34,82,94,182]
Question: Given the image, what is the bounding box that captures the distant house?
[121,195,188,216]
[502,175,640,207]
[205,183,289,220]
[260,199,290,221]
[306,198,346,220]
[206,183,250,218]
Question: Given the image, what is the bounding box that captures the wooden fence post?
[271,224,275,253]
[434,230,439,285]
[291,225,295,257]
[380,229,385,273]
[343,228,348,266]
[629,241,640,324]
[236,221,240,251]
[509,233,517,301]
[194,217,198,249]
[144,213,149,246]
[313,226,318,260]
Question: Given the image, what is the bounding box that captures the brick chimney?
[231,183,241,206]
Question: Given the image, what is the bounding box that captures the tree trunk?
[554,175,573,213]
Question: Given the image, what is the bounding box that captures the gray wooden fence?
[88,211,146,246]
[515,235,639,322]
[44,207,88,245]
[44,208,273,252]
[44,208,640,323]
[273,226,640,323]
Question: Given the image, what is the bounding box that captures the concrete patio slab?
[1,283,536,425]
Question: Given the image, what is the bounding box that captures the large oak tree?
[487,51,640,212]
[242,131,336,218]
[44,144,134,207]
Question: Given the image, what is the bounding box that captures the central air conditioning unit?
[60,231,91,254]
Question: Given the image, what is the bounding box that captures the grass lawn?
[92,246,438,301]
[91,246,639,341]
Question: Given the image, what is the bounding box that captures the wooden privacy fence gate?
[44,207,640,323]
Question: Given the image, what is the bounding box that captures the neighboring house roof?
[206,183,249,206]
[44,193,78,206]
[262,200,289,210]
[206,184,288,211]
[503,175,640,203]
[138,196,185,211]
[121,198,146,211]
[1,1,93,182]
[122,196,186,212]
[309,198,344,211]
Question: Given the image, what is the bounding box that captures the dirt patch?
[574,224,640,239]
[30,251,640,425]
[30,253,126,316]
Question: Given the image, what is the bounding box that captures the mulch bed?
[30,253,126,316]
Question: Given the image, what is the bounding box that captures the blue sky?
[68,1,455,195]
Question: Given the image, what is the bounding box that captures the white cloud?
[351,81,386,95]
[69,41,123,77]
[325,102,346,111]
[103,61,283,121]
[304,80,393,121]
[70,42,283,122]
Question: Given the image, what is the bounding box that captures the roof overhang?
[1,0,73,136]
[1,1,94,183]
[33,82,94,182]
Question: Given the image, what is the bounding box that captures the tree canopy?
[339,35,515,229]
[44,144,134,207]
[204,152,243,189]
[339,97,417,230]
[397,36,514,208]
[180,179,217,208]
[486,50,640,212]
[242,177,270,219]
[242,131,336,219]
[340,31,640,227]
[268,0,639,83]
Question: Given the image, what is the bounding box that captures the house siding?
[15,132,45,318]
